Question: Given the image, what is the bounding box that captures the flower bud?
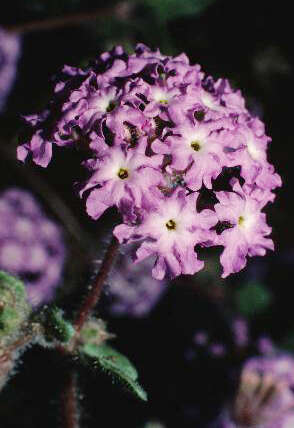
[79,318,114,347]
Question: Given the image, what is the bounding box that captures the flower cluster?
[0,188,65,306]
[17,44,281,279]
[0,27,21,112]
[108,246,167,317]
[216,354,294,427]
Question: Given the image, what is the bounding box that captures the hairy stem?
[74,236,119,334]
[61,371,80,428]
[60,236,119,426]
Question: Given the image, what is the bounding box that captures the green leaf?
[141,0,217,23]
[82,343,138,380]
[80,343,147,401]
[41,306,75,343]
[236,281,272,317]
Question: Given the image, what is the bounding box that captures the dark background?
[0,1,293,427]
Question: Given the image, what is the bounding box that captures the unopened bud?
[79,318,114,347]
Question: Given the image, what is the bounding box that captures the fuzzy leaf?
[80,343,147,401]
[82,343,138,380]
[41,306,75,343]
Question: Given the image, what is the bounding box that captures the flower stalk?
[73,236,119,334]
[61,371,80,428]
[60,236,119,427]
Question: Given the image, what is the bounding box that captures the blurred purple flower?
[209,343,227,357]
[0,27,21,112]
[107,247,167,317]
[190,317,274,361]
[193,331,209,346]
[232,317,249,348]
[0,188,65,307]
[257,336,275,355]
[216,354,294,427]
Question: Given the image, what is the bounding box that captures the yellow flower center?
[191,140,201,151]
[238,216,245,226]
[117,168,129,179]
[166,219,177,230]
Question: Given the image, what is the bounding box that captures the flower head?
[17,44,281,280]
[0,188,65,306]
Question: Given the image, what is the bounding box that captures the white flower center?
[201,92,218,110]
[93,93,116,113]
[238,213,255,230]
[152,88,170,104]
[247,140,261,161]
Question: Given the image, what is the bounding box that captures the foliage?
[80,343,147,401]
[40,306,75,343]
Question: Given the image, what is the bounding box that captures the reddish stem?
[74,236,119,334]
[61,371,80,428]
[60,236,119,427]
[3,5,121,34]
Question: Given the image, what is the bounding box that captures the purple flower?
[216,354,294,427]
[0,188,65,307]
[81,142,163,221]
[114,189,217,280]
[108,247,167,317]
[17,44,281,280]
[153,117,233,190]
[17,128,53,168]
[0,27,21,112]
[224,116,282,190]
[215,179,274,278]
